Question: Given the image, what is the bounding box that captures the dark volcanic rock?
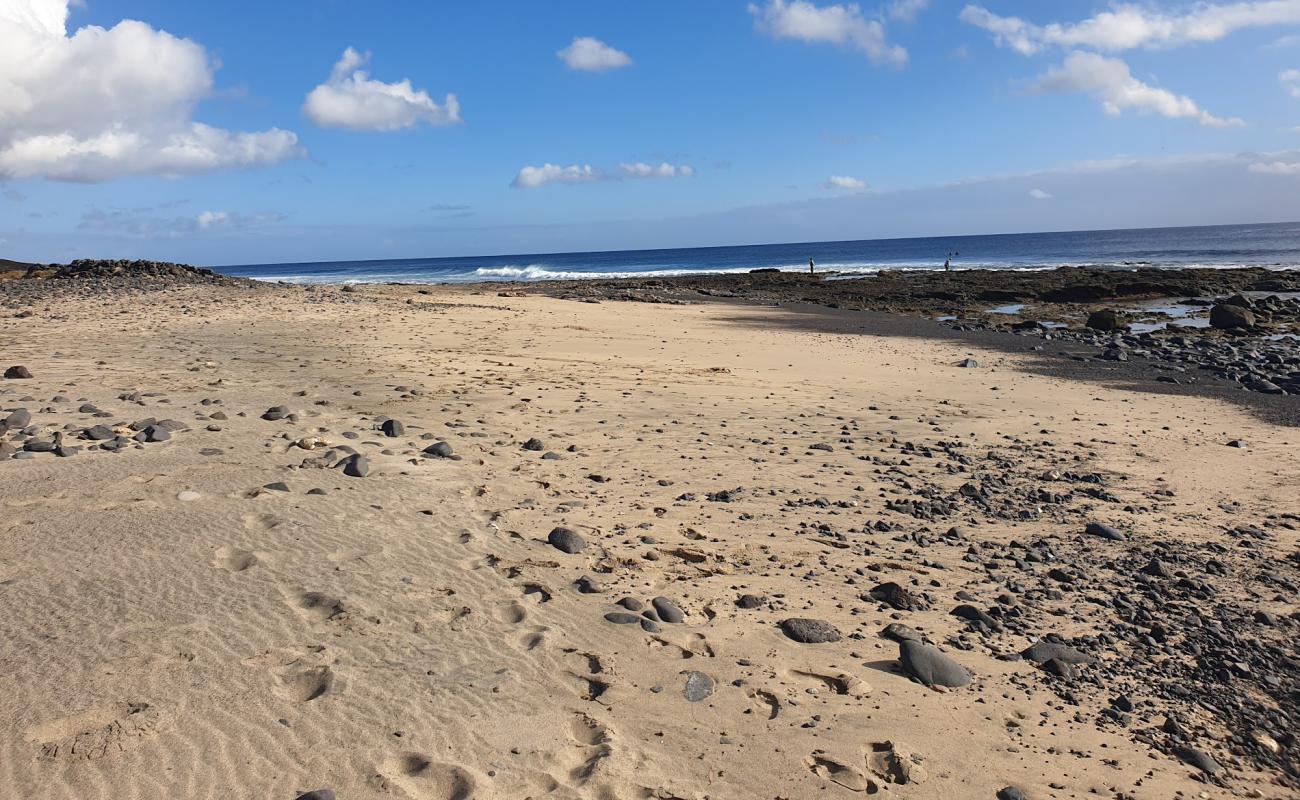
[779,617,841,644]
[1210,303,1255,330]
[423,441,454,458]
[547,527,586,554]
[1086,309,1124,331]
[652,596,686,623]
[4,366,32,379]
[1021,640,1095,666]
[869,581,926,611]
[899,640,971,687]
[379,418,404,437]
[1085,522,1126,541]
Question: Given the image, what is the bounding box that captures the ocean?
[218,221,1300,284]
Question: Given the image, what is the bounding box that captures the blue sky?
[3,0,1300,264]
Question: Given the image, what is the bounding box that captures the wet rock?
[548,527,586,554]
[780,617,841,644]
[898,640,971,688]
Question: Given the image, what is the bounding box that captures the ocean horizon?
[216,220,1300,285]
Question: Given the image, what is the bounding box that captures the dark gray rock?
[652,596,685,623]
[380,418,404,437]
[548,527,586,554]
[522,437,544,451]
[1021,640,1095,666]
[423,441,454,458]
[2,408,31,430]
[4,366,32,379]
[339,454,370,477]
[779,617,841,644]
[1086,309,1123,331]
[683,671,715,702]
[1175,746,1221,775]
[899,640,971,688]
[1085,522,1126,541]
[1210,303,1255,330]
[262,405,290,421]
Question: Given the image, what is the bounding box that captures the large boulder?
[1210,303,1255,330]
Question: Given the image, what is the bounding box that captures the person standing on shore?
[809,257,815,275]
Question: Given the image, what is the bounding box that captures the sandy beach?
[1,272,1297,800]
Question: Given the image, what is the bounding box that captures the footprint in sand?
[565,714,613,785]
[274,664,339,703]
[494,602,527,624]
[213,545,259,572]
[517,625,549,651]
[242,513,282,531]
[26,701,161,762]
[787,669,871,698]
[806,752,879,794]
[565,671,610,703]
[283,588,348,623]
[377,753,477,800]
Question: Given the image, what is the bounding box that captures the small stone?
[177,491,201,502]
[522,437,544,451]
[380,418,404,437]
[4,366,32,379]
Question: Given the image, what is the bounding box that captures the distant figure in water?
[809,257,815,275]
[943,256,951,272]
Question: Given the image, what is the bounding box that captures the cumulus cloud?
[512,163,601,189]
[1283,68,1300,97]
[0,0,301,182]
[1249,160,1300,173]
[1029,188,1052,199]
[961,1,1300,55]
[303,48,461,131]
[826,175,867,189]
[888,0,930,23]
[1032,52,1243,128]
[618,162,694,178]
[557,37,633,72]
[748,0,908,67]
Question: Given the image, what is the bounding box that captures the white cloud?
[0,0,301,182]
[303,48,461,131]
[512,163,601,189]
[1029,188,1052,199]
[619,162,694,178]
[557,37,632,72]
[1032,52,1244,128]
[826,174,867,189]
[1283,68,1300,97]
[888,0,930,23]
[1249,160,1300,173]
[961,1,1300,55]
[748,0,908,67]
